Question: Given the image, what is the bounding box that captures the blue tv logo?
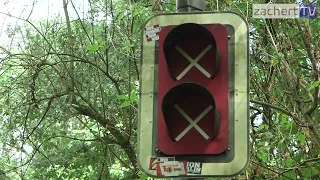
[300,4,318,18]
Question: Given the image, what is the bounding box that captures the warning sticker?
[149,158,157,170]
[157,161,187,176]
[150,157,196,176]
[149,157,175,170]
[187,162,202,174]
[145,24,161,42]
[157,157,175,162]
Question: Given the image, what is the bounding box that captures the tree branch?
[250,99,291,116]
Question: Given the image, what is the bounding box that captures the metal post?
[176,0,205,12]
[175,1,205,179]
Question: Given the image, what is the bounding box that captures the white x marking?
[175,45,212,80]
[174,104,213,141]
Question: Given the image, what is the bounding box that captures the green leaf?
[88,44,100,54]
[133,8,139,17]
[265,132,273,139]
[117,95,128,100]
[301,167,318,178]
[295,154,302,162]
[119,100,131,108]
[278,52,284,59]
[279,138,285,145]
[36,34,41,40]
[297,134,306,145]
[72,130,84,134]
[124,46,131,52]
[97,36,106,46]
[309,80,320,90]
[258,153,268,163]
[88,9,97,14]
[118,12,125,22]
[281,114,288,124]
[257,124,265,131]
[272,59,279,66]
[264,145,271,149]
[285,158,294,166]
[137,170,149,180]
[130,91,137,101]
[285,120,293,129]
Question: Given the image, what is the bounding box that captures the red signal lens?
[157,23,229,155]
